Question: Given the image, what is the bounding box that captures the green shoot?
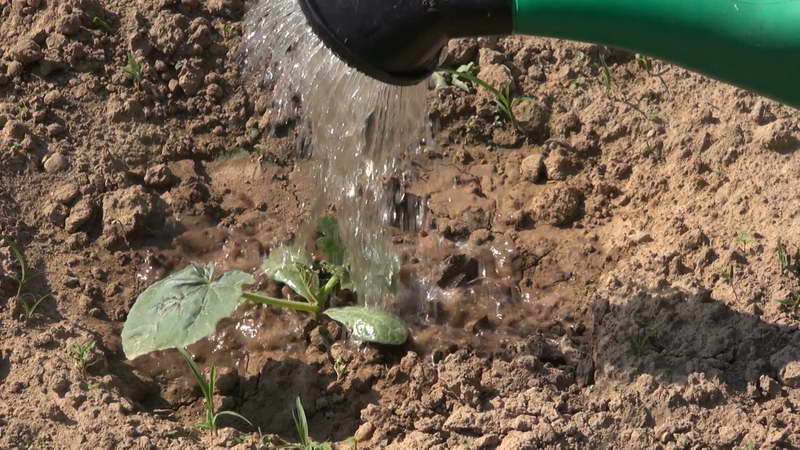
[776,239,791,273]
[70,340,101,375]
[17,294,51,320]
[91,16,113,32]
[634,54,652,73]
[2,238,50,320]
[177,348,253,435]
[778,293,800,314]
[123,53,143,86]
[735,232,754,244]
[598,54,616,94]
[720,264,734,281]
[282,397,332,450]
[443,68,531,129]
[629,325,662,356]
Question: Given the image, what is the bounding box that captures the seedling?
[90,16,113,32]
[774,238,798,275]
[629,325,662,355]
[178,348,253,435]
[442,68,532,130]
[634,54,652,72]
[122,217,409,361]
[735,232,754,245]
[1,238,50,320]
[433,62,479,93]
[70,340,101,375]
[282,396,332,450]
[598,54,617,94]
[122,53,143,86]
[778,293,800,314]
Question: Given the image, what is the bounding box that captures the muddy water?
[241,0,429,307]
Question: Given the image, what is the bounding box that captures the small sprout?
[178,348,253,435]
[16,294,51,320]
[286,396,332,450]
[634,54,652,72]
[629,325,662,355]
[91,16,113,32]
[333,356,348,381]
[16,105,28,117]
[441,68,531,130]
[122,53,143,86]
[735,232,754,244]
[776,238,791,272]
[720,264,734,281]
[71,340,101,375]
[598,53,617,94]
[778,293,800,314]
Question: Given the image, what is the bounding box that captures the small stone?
[144,164,177,189]
[12,39,43,64]
[478,48,505,66]
[520,152,545,183]
[779,361,800,388]
[513,98,550,137]
[206,83,223,100]
[43,153,68,173]
[47,123,66,137]
[354,422,374,441]
[44,203,68,227]
[65,199,95,233]
[759,375,780,396]
[529,186,583,226]
[2,120,27,141]
[65,232,89,250]
[53,184,80,205]
[43,91,63,106]
[6,61,23,77]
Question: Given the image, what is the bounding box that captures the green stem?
[242,292,320,314]
[318,274,340,309]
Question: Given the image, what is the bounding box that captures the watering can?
[297,0,800,108]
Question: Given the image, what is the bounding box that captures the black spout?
[297,0,513,86]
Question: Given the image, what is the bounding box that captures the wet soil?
[1,0,800,449]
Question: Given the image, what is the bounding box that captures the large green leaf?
[316,216,345,266]
[261,245,319,304]
[324,306,408,345]
[122,264,254,359]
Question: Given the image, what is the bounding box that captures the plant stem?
[242,292,320,314]
[318,274,340,308]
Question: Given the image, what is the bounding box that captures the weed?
[70,340,101,375]
[333,356,348,381]
[630,325,662,355]
[433,62,479,92]
[634,54,652,72]
[776,238,792,273]
[598,54,617,94]
[2,238,50,320]
[91,16,113,32]
[122,53,143,86]
[177,348,253,435]
[778,293,800,314]
[735,232,754,245]
[283,396,332,450]
[720,264,734,281]
[16,105,28,117]
[221,23,235,39]
[443,68,531,129]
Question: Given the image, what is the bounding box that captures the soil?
[1,0,800,449]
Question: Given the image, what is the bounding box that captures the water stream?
[242,0,430,308]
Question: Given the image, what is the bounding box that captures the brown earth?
[2,0,800,449]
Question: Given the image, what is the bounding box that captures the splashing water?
[242,0,430,307]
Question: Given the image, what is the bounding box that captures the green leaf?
[316,216,345,266]
[261,245,320,304]
[122,264,254,359]
[324,306,408,345]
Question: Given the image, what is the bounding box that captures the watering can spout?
[298,0,800,108]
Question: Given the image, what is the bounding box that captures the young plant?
[629,325,662,356]
[598,53,617,94]
[90,16,113,32]
[432,62,479,93]
[778,293,800,314]
[178,348,253,435]
[775,238,792,273]
[70,340,101,375]
[281,396,332,450]
[122,217,408,360]
[442,68,532,130]
[123,53,143,86]
[1,238,50,320]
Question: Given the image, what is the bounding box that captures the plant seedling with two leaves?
[279,396,332,450]
[178,348,253,435]
[1,238,51,321]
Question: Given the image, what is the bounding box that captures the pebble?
[43,153,68,173]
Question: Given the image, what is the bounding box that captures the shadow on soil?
[593,284,800,393]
